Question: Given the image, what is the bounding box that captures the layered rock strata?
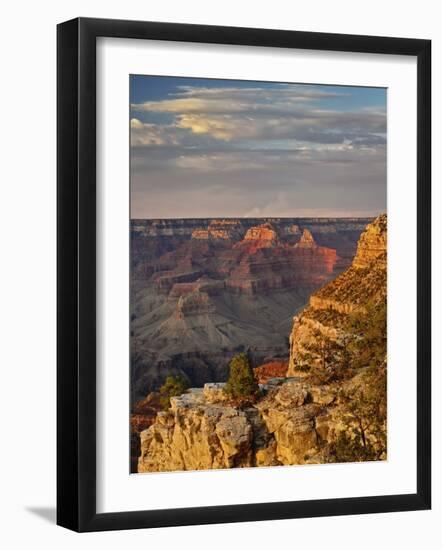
[288,214,387,375]
[130,217,371,398]
[136,216,387,473]
[138,380,335,472]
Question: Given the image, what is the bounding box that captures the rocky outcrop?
[138,380,332,472]
[131,392,162,472]
[176,291,216,317]
[168,278,225,298]
[137,374,378,472]
[352,213,387,269]
[192,219,244,241]
[226,225,337,295]
[241,223,279,248]
[154,270,203,294]
[294,228,317,248]
[138,387,254,471]
[254,361,288,383]
[287,214,387,375]
[191,229,210,240]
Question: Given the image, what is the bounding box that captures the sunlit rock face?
[242,223,279,247]
[137,372,381,473]
[352,213,387,269]
[287,214,387,376]
[227,224,337,294]
[294,228,317,248]
[138,380,338,472]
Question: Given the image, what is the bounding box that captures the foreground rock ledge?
[138,380,343,473]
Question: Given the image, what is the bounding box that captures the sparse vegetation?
[348,300,387,369]
[314,261,386,306]
[225,352,260,400]
[159,375,189,410]
[300,328,352,384]
[326,363,387,462]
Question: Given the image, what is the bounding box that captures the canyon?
[136,215,387,473]
[130,217,371,401]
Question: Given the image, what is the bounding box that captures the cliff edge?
[288,214,387,375]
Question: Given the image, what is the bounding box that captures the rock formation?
[138,380,324,472]
[241,223,279,248]
[130,392,162,472]
[137,370,384,472]
[294,228,317,248]
[227,224,337,294]
[352,213,387,269]
[192,219,244,242]
[136,215,387,473]
[254,361,288,383]
[288,214,387,375]
[130,217,371,400]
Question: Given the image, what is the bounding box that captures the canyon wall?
[288,213,387,375]
[136,216,387,473]
[131,218,365,400]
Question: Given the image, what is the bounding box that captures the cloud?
[130,85,385,149]
[173,111,386,143]
[131,85,348,115]
[130,118,178,146]
[129,80,386,218]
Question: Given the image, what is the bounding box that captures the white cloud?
[130,118,179,147]
[131,85,385,148]
[129,82,386,218]
[131,85,347,114]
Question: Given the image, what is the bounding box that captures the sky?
[130,75,386,219]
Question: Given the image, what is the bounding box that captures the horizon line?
[130,214,382,221]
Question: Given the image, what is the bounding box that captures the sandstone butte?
[227,223,337,293]
[149,222,338,297]
[242,222,279,245]
[294,228,317,248]
[137,214,387,473]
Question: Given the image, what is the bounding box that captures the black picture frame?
[57,17,431,532]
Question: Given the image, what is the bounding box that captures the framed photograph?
[57,17,431,532]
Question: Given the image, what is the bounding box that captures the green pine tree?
[225,352,260,400]
[159,375,189,410]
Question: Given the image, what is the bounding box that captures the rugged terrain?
[136,215,387,472]
[131,217,371,400]
[288,213,387,375]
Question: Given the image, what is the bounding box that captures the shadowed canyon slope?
[137,215,387,473]
[130,217,371,400]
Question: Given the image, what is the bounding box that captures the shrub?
[225,352,260,400]
[159,375,189,410]
[326,363,387,463]
[348,300,387,369]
